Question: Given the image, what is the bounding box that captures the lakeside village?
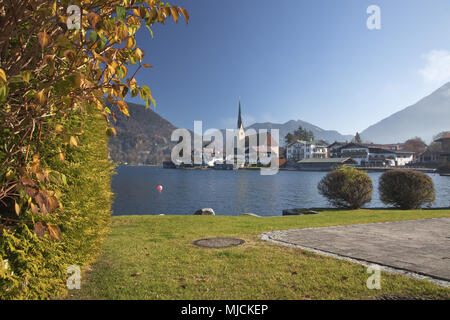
[163,102,450,176]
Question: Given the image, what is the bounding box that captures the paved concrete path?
[261,218,450,283]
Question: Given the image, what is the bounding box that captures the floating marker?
[157,185,163,191]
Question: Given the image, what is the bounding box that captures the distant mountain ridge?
[108,83,450,165]
[108,102,355,165]
[361,82,450,143]
[247,120,354,146]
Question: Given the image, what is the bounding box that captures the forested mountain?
[108,102,177,165]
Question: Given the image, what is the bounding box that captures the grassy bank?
[70,210,450,300]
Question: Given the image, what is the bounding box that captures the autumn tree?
[403,137,427,154]
[427,142,442,153]
[0,1,188,235]
[433,131,450,141]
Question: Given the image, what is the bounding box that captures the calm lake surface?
[112,166,450,216]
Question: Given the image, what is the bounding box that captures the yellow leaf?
[21,70,32,83]
[163,7,171,17]
[135,48,144,61]
[37,32,51,49]
[14,201,20,216]
[93,97,104,110]
[31,202,39,214]
[126,37,135,49]
[48,225,61,240]
[32,153,40,163]
[118,23,128,40]
[5,170,14,181]
[69,136,78,147]
[171,7,179,23]
[0,68,7,83]
[106,127,117,137]
[55,124,64,133]
[116,100,130,116]
[35,89,47,105]
[180,8,189,24]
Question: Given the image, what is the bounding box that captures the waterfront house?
[417,133,450,166]
[339,143,414,167]
[327,141,347,158]
[339,143,369,165]
[367,147,414,166]
[364,143,404,151]
[286,140,328,162]
[417,150,441,165]
[436,133,450,162]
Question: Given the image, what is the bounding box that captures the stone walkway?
[260,218,450,285]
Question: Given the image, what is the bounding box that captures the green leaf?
[8,75,24,83]
[49,171,67,185]
[146,25,154,38]
[0,85,8,102]
[141,85,155,108]
[116,6,126,21]
[116,68,124,79]
[89,30,98,43]
[21,70,32,83]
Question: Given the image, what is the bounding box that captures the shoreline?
[117,164,437,173]
[111,206,450,217]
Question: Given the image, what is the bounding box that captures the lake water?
[112,166,450,216]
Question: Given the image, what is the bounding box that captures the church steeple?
[237,99,243,129]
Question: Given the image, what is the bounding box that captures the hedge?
[0,105,114,299]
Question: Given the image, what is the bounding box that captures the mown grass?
[70,210,450,300]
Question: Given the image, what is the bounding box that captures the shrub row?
[318,167,435,209]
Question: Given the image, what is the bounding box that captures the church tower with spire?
[237,99,245,145]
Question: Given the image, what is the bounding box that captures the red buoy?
[157,185,163,191]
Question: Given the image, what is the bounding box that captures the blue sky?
[128,0,450,135]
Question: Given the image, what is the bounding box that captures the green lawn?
[70,210,450,300]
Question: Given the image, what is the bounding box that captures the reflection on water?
[112,166,450,216]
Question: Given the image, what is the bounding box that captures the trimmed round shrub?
[318,166,373,209]
[378,170,435,209]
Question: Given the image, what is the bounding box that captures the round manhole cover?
[192,237,245,248]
